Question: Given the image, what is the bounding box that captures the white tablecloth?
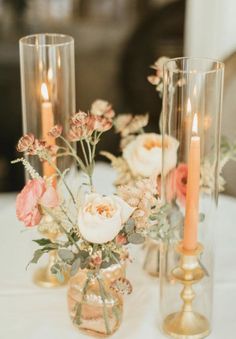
[0,163,236,339]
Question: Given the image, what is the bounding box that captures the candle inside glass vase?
[41,82,56,179]
[183,113,200,251]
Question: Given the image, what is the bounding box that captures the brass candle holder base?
[33,230,69,288]
[163,242,210,339]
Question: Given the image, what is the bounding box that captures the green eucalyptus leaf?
[33,238,52,246]
[70,258,81,276]
[128,233,145,244]
[42,243,58,250]
[30,249,44,264]
[100,260,113,269]
[58,249,74,262]
[81,258,90,269]
[50,264,59,275]
[79,250,89,260]
[125,219,135,233]
[56,271,65,283]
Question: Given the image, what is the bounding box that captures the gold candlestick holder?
[163,241,210,339]
[34,230,69,288]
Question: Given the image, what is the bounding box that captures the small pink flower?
[48,125,62,138]
[115,234,127,245]
[68,125,83,141]
[147,75,161,86]
[71,111,88,126]
[16,178,59,227]
[174,163,188,205]
[17,134,35,153]
[91,253,102,266]
[69,112,96,141]
[147,57,170,89]
[94,116,113,132]
[161,163,188,205]
[91,99,115,119]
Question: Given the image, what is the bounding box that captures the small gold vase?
[33,230,69,288]
[67,264,125,337]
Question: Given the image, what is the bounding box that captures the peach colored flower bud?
[95,117,112,132]
[48,125,62,138]
[115,234,127,245]
[91,255,102,266]
[147,75,160,86]
[71,111,88,126]
[17,133,35,153]
[68,126,83,141]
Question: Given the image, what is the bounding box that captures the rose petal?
[40,186,59,208]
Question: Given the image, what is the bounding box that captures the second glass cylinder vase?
[160,57,224,338]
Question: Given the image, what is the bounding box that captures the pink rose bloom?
[16,178,59,227]
[157,163,188,205]
[174,163,188,205]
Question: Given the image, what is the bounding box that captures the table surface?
[0,163,236,339]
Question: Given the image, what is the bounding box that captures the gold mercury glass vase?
[67,264,125,337]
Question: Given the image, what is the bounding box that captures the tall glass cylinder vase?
[160,57,224,338]
[19,33,76,287]
[19,33,76,178]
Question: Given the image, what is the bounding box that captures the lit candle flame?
[41,82,49,101]
[187,98,191,115]
[192,113,198,134]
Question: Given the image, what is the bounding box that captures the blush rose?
[16,178,59,227]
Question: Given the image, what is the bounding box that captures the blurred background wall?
[0,0,185,192]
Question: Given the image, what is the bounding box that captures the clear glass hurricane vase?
[19,33,76,178]
[160,57,224,338]
[19,33,76,287]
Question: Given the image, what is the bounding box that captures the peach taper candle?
[183,113,200,251]
[41,82,56,179]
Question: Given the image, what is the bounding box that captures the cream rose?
[91,99,110,116]
[123,133,179,177]
[78,193,134,244]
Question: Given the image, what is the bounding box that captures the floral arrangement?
[102,57,236,243]
[13,100,161,281]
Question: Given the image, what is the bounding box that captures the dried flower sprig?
[147,56,170,96]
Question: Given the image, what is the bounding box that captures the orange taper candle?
[183,113,200,251]
[41,82,56,178]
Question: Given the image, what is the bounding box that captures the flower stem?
[42,206,80,252]
[86,140,92,164]
[80,140,89,167]
[97,276,111,335]
[74,276,91,326]
[45,156,76,205]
